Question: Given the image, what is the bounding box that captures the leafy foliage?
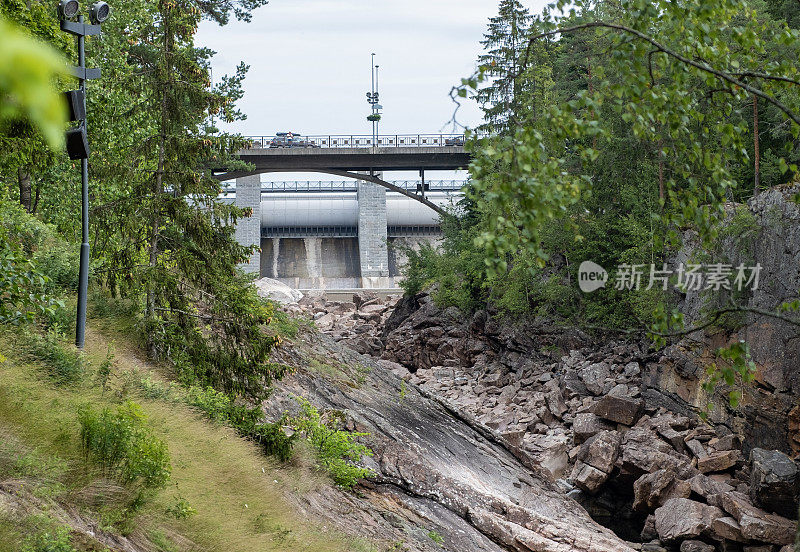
[292,396,374,489]
[23,330,84,384]
[0,14,68,148]
[78,400,172,489]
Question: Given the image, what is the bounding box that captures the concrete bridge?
[216,134,472,289]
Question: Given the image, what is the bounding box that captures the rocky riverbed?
[278,288,799,552]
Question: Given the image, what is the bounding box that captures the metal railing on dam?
[220,179,468,194]
[243,133,466,149]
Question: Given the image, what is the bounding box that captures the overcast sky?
[198,0,548,180]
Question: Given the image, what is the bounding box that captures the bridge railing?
[243,134,467,149]
[220,179,468,193]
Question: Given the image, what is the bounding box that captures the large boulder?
[749,448,799,518]
[253,277,304,304]
[571,430,621,493]
[633,468,690,512]
[572,412,614,444]
[578,362,610,395]
[738,512,797,545]
[654,498,724,541]
[593,394,643,426]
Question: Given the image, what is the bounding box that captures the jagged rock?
[577,430,621,474]
[709,434,742,452]
[593,394,644,426]
[572,461,610,494]
[544,379,568,419]
[252,277,304,304]
[642,541,668,552]
[711,490,760,520]
[352,290,378,309]
[624,361,641,378]
[654,498,724,541]
[697,450,740,473]
[688,474,735,499]
[523,433,570,480]
[680,540,715,552]
[711,516,746,542]
[749,448,799,518]
[572,412,614,444]
[739,511,797,545]
[619,426,693,477]
[686,439,708,459]
[579,362,611,395]
[655,425,689,453]
[641,514,658,541]
[633,468,691,512]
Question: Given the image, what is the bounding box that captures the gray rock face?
[749,447,799,518]
[666,185,800,455]
[266,334,633,552]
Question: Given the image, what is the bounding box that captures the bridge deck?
[217,146,471,180]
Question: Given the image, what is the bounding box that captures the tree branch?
[518,21,800,128]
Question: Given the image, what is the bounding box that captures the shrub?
[78,401,171,489]
[21,524,75,552]
[33,243,80,292]
[292,397,373,488]
[180,383,296,461]
[23,330,83,384]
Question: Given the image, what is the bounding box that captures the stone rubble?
[285,289,799,551]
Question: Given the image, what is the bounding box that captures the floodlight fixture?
[58,0,80,20]
[66,126,90,159]
[63,90,86,121]
[90,1,110,24]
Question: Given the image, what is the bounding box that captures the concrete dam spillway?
[227,176,463,289]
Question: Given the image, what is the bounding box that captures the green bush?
[155,380,297,462]
[78,401,171,489]
[21,524,75,552]
[292,396,373,488]
[33,242,80,292]
[23,330,83,384]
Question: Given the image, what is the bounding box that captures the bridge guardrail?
[220,179,468,193]
[243,134,467,149]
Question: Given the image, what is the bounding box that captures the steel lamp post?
[57,0,110,348]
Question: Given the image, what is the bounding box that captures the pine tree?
[475,0,533,133]
[91,0,283,399]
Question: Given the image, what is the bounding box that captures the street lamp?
[57,0,110,348]
[366,53,382,147]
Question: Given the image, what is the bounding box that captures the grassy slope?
[0,319,375,552]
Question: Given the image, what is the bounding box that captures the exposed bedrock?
[266,333,632,552]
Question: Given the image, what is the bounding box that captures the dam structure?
[218,133,471,290]
[225,177,465,289]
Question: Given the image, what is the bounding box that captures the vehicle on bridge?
[445,136,465,146]
[268,132,320,149]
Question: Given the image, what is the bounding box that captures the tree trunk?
[145,12,172,359]
[658,137,664,203]
[753,94,760,197]
[18,167,32,213]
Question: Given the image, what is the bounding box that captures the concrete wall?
[234,174,261,274]
[261,237,362,289]
[388,236,442,277]
[357,174,390,287]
